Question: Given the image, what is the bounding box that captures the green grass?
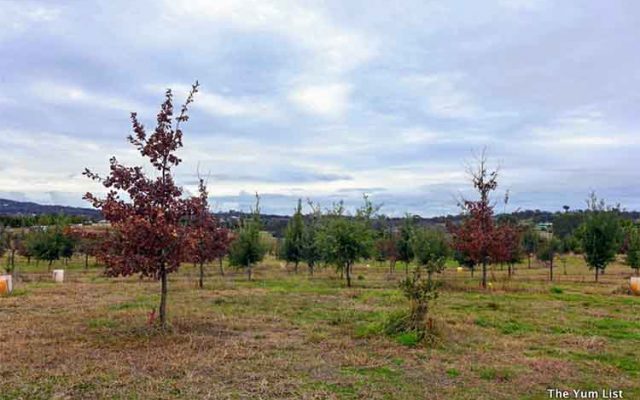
[2,254,640,399]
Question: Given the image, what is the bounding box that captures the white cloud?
[405,74,481,119]
[30,81,145,113]
[530,108,638,148]
[400,128,440,144]
[145,83,280,119]
[288,83,351,117]
[1,2,60,38]
[161,0,376,74]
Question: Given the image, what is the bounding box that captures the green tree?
[411,228,449,281]
[30,226,69,270]
[553,212,584,239]
[282,199,305,273]
[626,225,640,276]
[537,237,561,281]
[397,215,415,275]
[579,193,623,282]
[300,202,322,276]
[316,197,376,287]
[228,195,266,280]
[398,267,438,341]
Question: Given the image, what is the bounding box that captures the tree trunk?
[48,259,53,271]
[595,267,599,282]
[471,267,474,277]
[309,262,314,276]
[199,261,204,289]
[346,263,352,288]
[159,264,168,328]
[549,259,554,281]
[247,265,252,281]
[219,257,225,276]
[85,253,89,269]
[481,262,487,289]
[27,256,31,265]
[294,261,299,274]
[527,254,531,269]
[405,261,409,276]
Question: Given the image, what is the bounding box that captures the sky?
[1,0,639,216]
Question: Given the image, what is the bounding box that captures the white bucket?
[631,277,640,296]
[0,275,12,294]
[52,269,64,283]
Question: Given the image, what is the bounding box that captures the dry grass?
[1,255,639,399]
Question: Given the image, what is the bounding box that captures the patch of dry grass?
[1,255,639,399]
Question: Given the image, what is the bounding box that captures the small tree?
[187,179,231,288]
[625,225,640,276]
[69,229,104,269]
[375,230,399,273]
[537,237,561,281]
[411,228,449,281]
[300,202,322,276]
[282,199,305,273]
[449,152,500,289]
[2,229,21,276]
[495,222,522,277]
[397,215,415,275]
[228,195,266,281]
[522,227,538,269]
[399,266,438,341]
[84,82,200,328]
[29,227,68,269]
[579,193,623,282]
[316,197,376,287]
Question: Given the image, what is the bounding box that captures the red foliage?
[83,82,200,326]
[186,179,233,266]
[83,83,200,280]
[447,153,520,287]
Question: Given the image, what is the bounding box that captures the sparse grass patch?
[3,254,640,399]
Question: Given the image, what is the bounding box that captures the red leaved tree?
[67,228,106,269]
[492,221,523,278]
[449,152,500,289]
[84,82,200,328]
[187,178,232,288]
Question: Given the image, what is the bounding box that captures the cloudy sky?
[1,0,639,216]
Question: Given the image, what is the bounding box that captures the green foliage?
[553,211,584,239]
[396,215,415,265]
[626,225,640,274]
[315,196,376,286]
[521,226,538,256]
[561,234,582,254]
[579,193,623,274]
[229,196,267,279]
[300,214,321,273]
[25,226,75,266]
[281,199,305,269]
[537,237,561,263]
[398,267,439,341]
[411,228,449,278]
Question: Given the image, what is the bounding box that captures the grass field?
[1,255,639,399]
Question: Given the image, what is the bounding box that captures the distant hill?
[0,198,102,219]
